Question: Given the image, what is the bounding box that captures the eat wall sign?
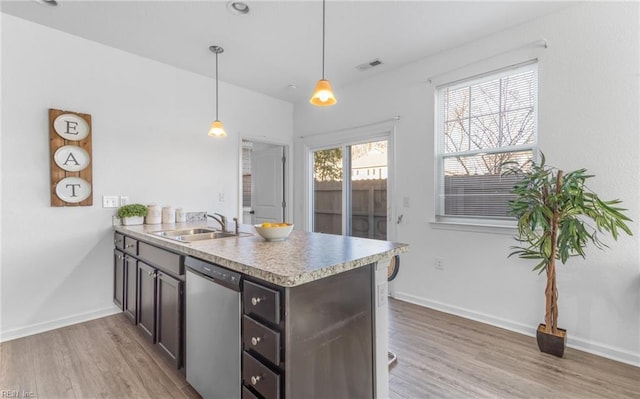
[49,108,93,207]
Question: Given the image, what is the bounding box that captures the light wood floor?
[387,298,639,398]
[1,298,638,398]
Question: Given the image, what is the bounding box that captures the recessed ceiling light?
[34,0,58,6]
[227,1,250,15]
[288,84,298,90]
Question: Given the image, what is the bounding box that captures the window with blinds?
[435,61,537,220]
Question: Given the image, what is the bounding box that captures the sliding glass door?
[312,147,343,234]
[312,140,388,240]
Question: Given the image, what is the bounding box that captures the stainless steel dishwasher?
[185,256,242,399]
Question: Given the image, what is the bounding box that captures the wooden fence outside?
[314,179,387,240]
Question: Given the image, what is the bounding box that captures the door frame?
[238,135,292,225]
[301,122,397,241]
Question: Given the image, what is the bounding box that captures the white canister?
[162,205,176,224]
[145,204,161,224]
[176,208,186,223]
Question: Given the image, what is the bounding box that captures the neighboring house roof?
[352,149,388,180]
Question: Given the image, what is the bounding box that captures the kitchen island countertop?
[114,222,408,287]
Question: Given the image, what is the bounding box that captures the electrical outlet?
[219,192,225,202]
[377,283,388,307]
[103,195,119,208]
[119,196,129,206]
[435,257,444,271]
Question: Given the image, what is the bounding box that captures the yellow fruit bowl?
[254,223,294,242]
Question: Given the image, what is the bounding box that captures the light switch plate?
[119,196,129,206]
[103,195,119,208]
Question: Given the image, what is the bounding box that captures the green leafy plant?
[117,203,148,219]
[504,153,632,335]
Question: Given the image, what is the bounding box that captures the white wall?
[294,2,640,366]
[0,14,293,340]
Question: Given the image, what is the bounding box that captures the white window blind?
[436,61,537,220]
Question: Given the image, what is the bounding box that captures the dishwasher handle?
[185,256,242,292]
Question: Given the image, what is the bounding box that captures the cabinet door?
[156,272,183,368]
[124,255,137,323]
[113,250,125,310]
[137,261,156,342]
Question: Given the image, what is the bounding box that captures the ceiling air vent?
[356,59,383,72]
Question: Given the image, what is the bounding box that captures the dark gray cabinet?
[113,250,125,310]
[124,254,137,322]
[156,270,182,365]
[242,280,284,399]
[242,265,375,399]
[137,261,156,341]
[113,232,185,370]
[136,261,183,368]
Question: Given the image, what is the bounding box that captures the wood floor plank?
[29,329,77,398]
[0,333,38,398]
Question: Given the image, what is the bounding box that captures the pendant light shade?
[208,120,227,137]
[208,45,227,138]
[309,0,337,106]
[310,79,337,106]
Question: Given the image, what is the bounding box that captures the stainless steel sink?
[153,228,219,237]
[151,228,240,242]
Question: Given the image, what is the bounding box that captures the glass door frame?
[301,122,397,240]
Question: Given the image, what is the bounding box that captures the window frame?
[434,60,538,228]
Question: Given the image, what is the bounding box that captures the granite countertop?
[114,222,408,287]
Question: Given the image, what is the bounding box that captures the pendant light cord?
[321,0,325,79]
[215,51,219,119]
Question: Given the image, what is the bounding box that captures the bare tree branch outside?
[438,64,537,218]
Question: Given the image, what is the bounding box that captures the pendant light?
[309,0,337,106]
[208,45,227,137]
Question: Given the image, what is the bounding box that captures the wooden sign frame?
[49,108,93,207]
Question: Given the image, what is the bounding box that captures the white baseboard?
[0,306,121,343]
[392,291,640,368]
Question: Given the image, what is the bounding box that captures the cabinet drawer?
[243,315,280,366]
[243,352,280,399]
[242,386,260,399]
[138,242,184,276]
[123,236,138,255]
[243,281,280,325]
[114,233,125,249]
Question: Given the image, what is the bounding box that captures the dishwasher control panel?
[185,256,242,291]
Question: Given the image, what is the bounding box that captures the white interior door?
[251,145,284,224]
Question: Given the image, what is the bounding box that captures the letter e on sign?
[53,113,89,141]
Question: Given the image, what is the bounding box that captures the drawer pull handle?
[251,336,261,346]
[251,297,264,306]
[117,255,123,260]
[114,239,122,244]
[148,271,154,276]
[250,375,262,386]
[126,244,135,248]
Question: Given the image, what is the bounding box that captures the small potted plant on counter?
[117,203,148,226]
[504,153,632,357]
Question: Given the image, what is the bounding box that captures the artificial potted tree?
[117,203,148,226]
[505,154,632,357]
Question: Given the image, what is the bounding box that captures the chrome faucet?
[206,213,227,232]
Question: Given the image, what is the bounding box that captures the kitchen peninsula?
[113,221,408,399]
